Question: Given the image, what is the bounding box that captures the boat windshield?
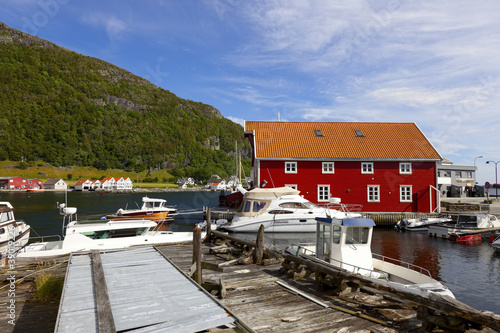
[279,202,311,209]
[82,227,148,239]
[145,201,164,209]
[237,199,271,217]
[345,227,370,244]
[0,211,13,223]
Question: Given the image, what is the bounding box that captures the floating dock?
[55,247,251,333]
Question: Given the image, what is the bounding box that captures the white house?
[74,179,92,191]
[90,180,101,190]
[123,177,133,190]
[44,179,67,190]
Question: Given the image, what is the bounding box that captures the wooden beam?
[283,253,500,331]
[91,250,116,333]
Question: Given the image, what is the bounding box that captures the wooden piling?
[253,224,265,264]
[192,227,202,284]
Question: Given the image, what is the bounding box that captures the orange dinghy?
[106,197,177,222]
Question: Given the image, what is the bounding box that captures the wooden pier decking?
[156,243,404,333]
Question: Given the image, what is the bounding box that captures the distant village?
[0,175,251,192]
[0,176,134,191]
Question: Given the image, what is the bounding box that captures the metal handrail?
[26,235,62,243]
[371,253,432,277]
[292,243,432,278]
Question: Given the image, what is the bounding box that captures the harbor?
[1,192,500,331]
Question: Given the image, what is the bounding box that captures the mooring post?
[205,207,212,242]
[253,224,265,264]
[192,226,202,284]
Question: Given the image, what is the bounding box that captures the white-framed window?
[367,185,380,202]
[400,185,412,202]
[285,184,297,190]
[322,162,335,174]
[285,162,297,174]
[399,162,412,174]
[318,185,330,202]
[361,162,374,174]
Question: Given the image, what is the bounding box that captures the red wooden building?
[0,176,28,190]
[244,121,442,213]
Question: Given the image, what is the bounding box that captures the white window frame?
[285,161,297,174]
[361,162,374,174]
[285,184,297,190]
[322,162,335,174]
[367,185,380,202]
[318,185,330,202]
[400,185,412,202]
[399,162,412,174]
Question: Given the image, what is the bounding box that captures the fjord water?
[2,191,499,314]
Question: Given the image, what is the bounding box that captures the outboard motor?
[394,219,408,232]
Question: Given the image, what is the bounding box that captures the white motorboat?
[287,217,455,299]
[220,187,362,233]
[394,214,452,232]
[17,205,201,259]
[428,213,500,239]
[106,196,177,222]
[0,202,31,259]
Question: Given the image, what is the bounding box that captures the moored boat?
[428,213,500,239]
[286,217,454,299]
[106,196,177,222]
[0,202,31,259]
[17,205,201,259]
[394,214,452,232]
[220,187,362,233]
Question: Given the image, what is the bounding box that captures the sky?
[1,0,500,184]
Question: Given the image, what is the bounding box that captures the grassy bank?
[0,160,179,188]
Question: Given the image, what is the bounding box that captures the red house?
[0,176,28,189]
[244,121,442,213]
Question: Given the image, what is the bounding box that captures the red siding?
[257,160,437,213]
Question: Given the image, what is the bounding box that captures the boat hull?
[106,211,171,222]
[222,218,318,233]
[0,224,31,257]
[16,230,202,259]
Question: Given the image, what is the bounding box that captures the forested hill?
[0,22,249,180]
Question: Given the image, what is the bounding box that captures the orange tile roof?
[245,121,441,160]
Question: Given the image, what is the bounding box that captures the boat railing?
[322,203,363,214]
[290,243,432,279]
[372,253,432,277]
[27,235,62,243]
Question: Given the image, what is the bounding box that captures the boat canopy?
[316,217,376,227]
[244,187,300,199]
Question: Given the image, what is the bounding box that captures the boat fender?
[489,234,499,243]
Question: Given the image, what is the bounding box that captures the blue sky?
[2,0,500,183]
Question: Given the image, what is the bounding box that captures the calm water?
[2,191,499,314]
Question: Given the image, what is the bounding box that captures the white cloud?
[81,12,128,40]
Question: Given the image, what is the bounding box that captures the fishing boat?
[428,213,500,239]
[17,204,201,259]
[394,214,452,232]
[105,196,177,222]
[286,217,454,299]
[0,202,31,258]
[220,187,362,233]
